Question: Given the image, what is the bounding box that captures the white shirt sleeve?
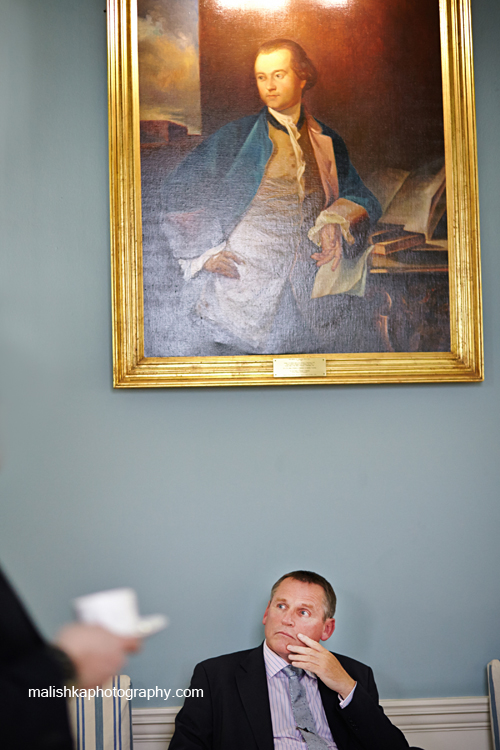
[338,682,356,708]
[307,209,355,247]
[178,241,227,280]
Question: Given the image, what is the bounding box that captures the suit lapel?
[236,646,274,750]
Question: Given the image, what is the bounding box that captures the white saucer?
[134,614,169,637]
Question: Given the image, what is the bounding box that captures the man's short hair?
[255,39,318,92]
[270,570,337,619]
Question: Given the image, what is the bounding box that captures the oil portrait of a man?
[139,0,449,359]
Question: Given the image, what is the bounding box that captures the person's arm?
[337,666,417,750]
[308,198,373,270]
[55,624,139,689]
[1,643,75,750]
[308,125,382,271]
[161,120,256,263]
[169,663,213,750]
[288,635,412,750]
[332,132,383,225]
[0,568,73,749]
[178,242,245,281]
[287,634,356,698]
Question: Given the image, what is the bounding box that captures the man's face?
[254,48,306,112]
[263,578,335,661]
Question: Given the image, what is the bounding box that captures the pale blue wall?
[1,0,499,706]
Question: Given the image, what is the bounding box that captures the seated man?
[170,570,422,750]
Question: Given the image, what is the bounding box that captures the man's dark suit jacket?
[0,566,74,749]
[169,644,418,750]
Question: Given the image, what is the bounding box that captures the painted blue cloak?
[161,107,382,261]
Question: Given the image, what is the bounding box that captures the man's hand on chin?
[287,633,356,699]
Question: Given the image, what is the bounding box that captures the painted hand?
[287,633,356,699]
[311,223,343,271]
[204,251,244,279]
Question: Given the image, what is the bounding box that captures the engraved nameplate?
[273,358,327,378]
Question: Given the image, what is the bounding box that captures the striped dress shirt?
[263,641,354,749]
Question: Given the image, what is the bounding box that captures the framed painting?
[108,0,482,387]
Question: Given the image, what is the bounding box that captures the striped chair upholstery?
[67,675,133,750]
[488,660,500,750]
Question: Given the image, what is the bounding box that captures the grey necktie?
[282,665,331,749]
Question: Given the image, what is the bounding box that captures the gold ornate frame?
[108,0,482,387]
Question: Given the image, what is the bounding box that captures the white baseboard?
[381,697,492,750]
[132,696,493,750]
[132,707,176,750]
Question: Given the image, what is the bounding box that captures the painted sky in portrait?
[137,0,201,133]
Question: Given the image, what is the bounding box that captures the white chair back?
[67,675,133,750]
[488,660,500,750]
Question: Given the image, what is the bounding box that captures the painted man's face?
[254,48,306,113]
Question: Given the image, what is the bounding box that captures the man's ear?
[262,601,271,625]
[320,618,335,642]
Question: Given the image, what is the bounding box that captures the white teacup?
[73,587,168,637]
